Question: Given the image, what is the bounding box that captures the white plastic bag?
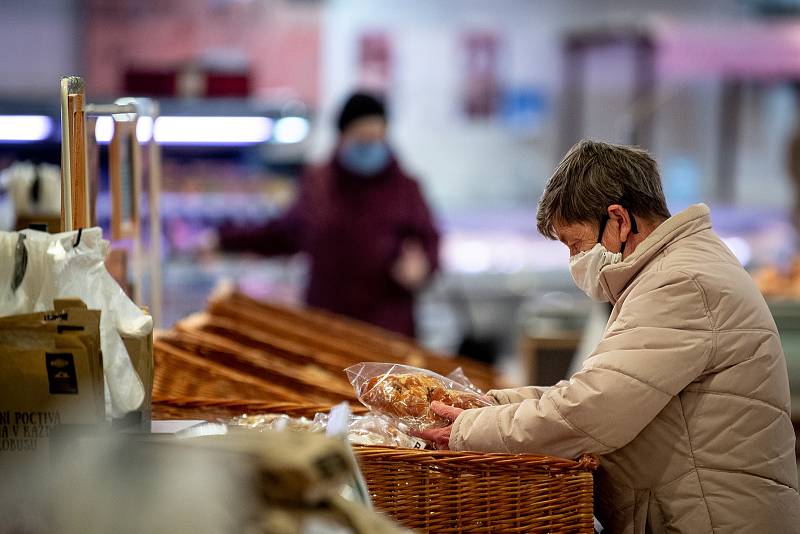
[1,161,61,216]
[0,228,148,417]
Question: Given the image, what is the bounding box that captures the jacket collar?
[599,204,712,303]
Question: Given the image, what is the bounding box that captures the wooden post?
[60,76,90,231]
[86,116,100,227]
[148,102,163,328]
[109,120,123,240]
[130,118,144,306]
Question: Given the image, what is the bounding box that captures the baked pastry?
[360,373,487,428]
[753,258,800,298]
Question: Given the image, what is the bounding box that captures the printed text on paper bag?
[0,410,61,452]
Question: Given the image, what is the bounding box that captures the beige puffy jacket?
[450,204,800,533]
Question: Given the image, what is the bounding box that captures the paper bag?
[0,302,104,469]
[0,299,104,419]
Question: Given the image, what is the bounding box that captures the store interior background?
[0,0,799,402]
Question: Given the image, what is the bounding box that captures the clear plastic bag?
[446,366,484,396]
[345,363,491,431]
[347,414,426,449]
[223,410,425,449]
[227,413,326,433]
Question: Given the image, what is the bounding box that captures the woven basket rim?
[152,396,599,471]
[152,396,366,411]
[353,444,599,471]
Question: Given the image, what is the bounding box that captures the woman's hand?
[391,239,430,292]
[412,401,464,450]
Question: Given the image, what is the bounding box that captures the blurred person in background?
[219,92,439,338]
[418,140,799,533]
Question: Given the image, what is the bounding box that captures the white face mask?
[569,242,622,302]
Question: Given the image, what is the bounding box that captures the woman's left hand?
[412,401,464,450]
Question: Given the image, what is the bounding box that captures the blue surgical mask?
[338,141,390,176]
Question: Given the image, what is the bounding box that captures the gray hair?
[536,139,671,239]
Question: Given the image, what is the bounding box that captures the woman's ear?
[607,204,631,243]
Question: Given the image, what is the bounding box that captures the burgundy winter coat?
[219,156,440,338]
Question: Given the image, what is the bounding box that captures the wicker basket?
[158,330,357,402]
[152,397,597,533]
[153,342,306,402]
[207,291,497,391]
[164,304,495,404]
[357,447,597,533]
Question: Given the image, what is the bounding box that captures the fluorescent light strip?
[95,116,114,143]
[95,116,155,144]
[0,115,53,142]
[136,116,154,143]
[154,116,272,145]
[96,115,272,145]
[273,116,310,144]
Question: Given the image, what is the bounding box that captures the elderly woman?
[418,140,800,532]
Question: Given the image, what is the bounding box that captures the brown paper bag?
[51,299,153,427]
[0,301,104,419]
[0,334,103,469]
[0,301,104,469]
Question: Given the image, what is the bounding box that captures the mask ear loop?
[596,216,610,244]
[629,210,639,235]
[599,206,638,254]
[620,209,638,255]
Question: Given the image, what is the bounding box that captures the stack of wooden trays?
[154,288,497,404]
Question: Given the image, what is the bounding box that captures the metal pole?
[60,76,90,230]
[84,103,138,116]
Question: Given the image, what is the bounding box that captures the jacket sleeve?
[406,180,440,277]
[487,382,567,405]
[218,174,311,256]
[450,271,715,458]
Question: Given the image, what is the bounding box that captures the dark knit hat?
[336,92,387,132]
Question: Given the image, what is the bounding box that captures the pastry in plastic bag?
[228,413,326,433]
[347,414,426,449]
[345,363,490,431]
[223,411,425,449]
